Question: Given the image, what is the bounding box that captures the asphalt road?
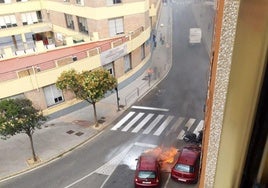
[0,0,211,188]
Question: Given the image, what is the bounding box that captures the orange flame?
[143,146,178,172]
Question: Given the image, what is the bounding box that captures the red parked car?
[171,145,201,184]
[134,154,161,188]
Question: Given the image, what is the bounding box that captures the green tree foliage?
[0,98,46,161]
[56,68,117,127]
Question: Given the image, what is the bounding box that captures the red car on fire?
[171,145,201,184]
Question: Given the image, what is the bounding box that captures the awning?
[31,26,52,34]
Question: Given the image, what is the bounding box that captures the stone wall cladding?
[205,0,240,187]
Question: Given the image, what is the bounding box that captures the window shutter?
[115,18,123,34]
[4,16,11,24]
[21,14,27,23]
[106,0,113,5]
[0,17,5,27]
[109,19,116,36]
[10,15,17,25]
[31,12,38,23]
[26,13,33,24]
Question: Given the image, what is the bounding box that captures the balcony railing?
[0,36,130,82]
[0,26,145,82]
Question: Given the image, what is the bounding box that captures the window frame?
[141,43,145,60]
[106,0,122,6]
[124,53,131,73]
[77,16,88,34]
[65,14,74,30]
[108,17,124,37]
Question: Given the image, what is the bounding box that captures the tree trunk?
[28,133,37,162]
[92,102,98,127]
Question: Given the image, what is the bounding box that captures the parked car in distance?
[134,154,161,188]
[171,145,201,184]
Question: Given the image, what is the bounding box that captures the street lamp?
[115,86,120,111]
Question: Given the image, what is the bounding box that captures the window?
[36,11,42,22]
[124,54,131,73]
[44,85,64,107]
[77,16,88,34]
[141,43,145,60]
[0,15,17,28]
[104,63,114,76]
[0,0,11,4]
[65,14,74,30]
[76,0,84,5]
[21,12,39,25]
[8,93,25,100]
[174,164,194,173]
[108,17,124,37]
[107,0,121,5]
[138,171,156,179]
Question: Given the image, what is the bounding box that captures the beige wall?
[201,0,268,187]
[62,89,76,102]
[131,46,141,68]
[114,58,125,78]
[24,88,47,110]
[214,0,268,187]
[49,10,66,28]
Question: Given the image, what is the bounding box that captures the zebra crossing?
[110,106,204,140]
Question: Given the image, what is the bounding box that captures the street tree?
[0,98,46,162]
[56,68,117,127]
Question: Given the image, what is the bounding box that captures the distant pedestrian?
[208,22,211,30]
[153,34,156,42]
[152,34,157,47]
[160,33,165,45]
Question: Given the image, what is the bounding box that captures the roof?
[177,146,201,166]
[138,155,158,171]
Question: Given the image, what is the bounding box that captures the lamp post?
[115,86,120,111]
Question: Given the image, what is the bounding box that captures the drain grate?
[66,130,75,134]
[75,132,84,136]
[98,119,105,124]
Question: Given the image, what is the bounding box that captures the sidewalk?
[0,3,172,181]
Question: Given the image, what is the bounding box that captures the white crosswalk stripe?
[185,118,196,130]
[131,105,169,112]
[143,114,165,134]
[166,117,185,136]
[122,112,145,132]
[132,113,154,133]
[193,120,204,135]
[111,111,135,130]
[153,116,174,136]
[177,129,185,140]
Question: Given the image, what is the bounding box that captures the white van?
[189,28,202,45]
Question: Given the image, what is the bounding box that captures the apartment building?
[0,0,161,112]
